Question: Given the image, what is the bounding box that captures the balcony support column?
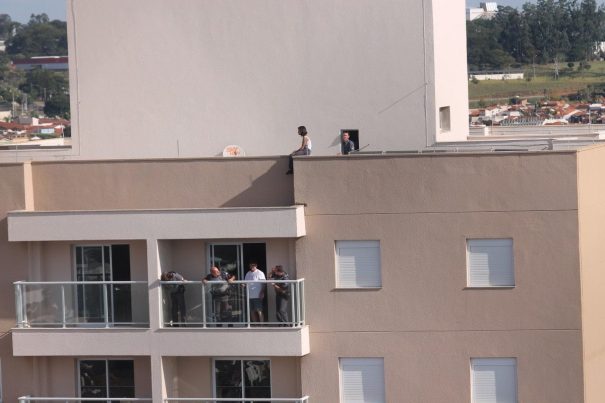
[146,238,165,403]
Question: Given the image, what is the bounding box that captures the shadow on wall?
[222,157,294,207]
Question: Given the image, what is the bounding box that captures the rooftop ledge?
[8,206,306,241]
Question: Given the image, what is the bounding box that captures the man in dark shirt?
[269,265,290,325]
[161,271,187,326]
[342,132,355,155]
[203,266,235,325]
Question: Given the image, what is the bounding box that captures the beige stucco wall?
[577,145,605,403]
[31,158,293,211]
[25,240,148,281]
[64,0,468,160]
[303,331,582,402]
[0,164,30,402]
[294,153,583,401]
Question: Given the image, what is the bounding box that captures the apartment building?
[2,146,605,403]
[1,0,605,402]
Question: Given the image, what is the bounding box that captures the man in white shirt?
[244,263,266,323]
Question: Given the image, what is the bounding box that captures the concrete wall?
[64,0,468,160]
[0,164,30,402]
[432,0,469,142]
[30,157,293,211]
[577,145,605,403]
[294,153,583,402]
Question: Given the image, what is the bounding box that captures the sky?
[0,0,66,23]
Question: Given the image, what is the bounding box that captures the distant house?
[12,56,68,71]
[466,2,498,21]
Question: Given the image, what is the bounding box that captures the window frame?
[466,238,515,288]
[470,357,518,403]
[77,358,135,399]
[439,106,451,132]
[335,240,382,289]
[339,357,386,403]
[212,358,273,399]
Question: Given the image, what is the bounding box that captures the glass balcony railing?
[160,279,305,328]
[18,398,152,403]
[14,281,150,328]
[164,398,309,403]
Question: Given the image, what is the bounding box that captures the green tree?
[43,93,69,119]
[467,19,514,69]
[495,6,536,63]
[5,14,67,57]
[19,69,68,101]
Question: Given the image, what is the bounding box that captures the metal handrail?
[14,281,147,285]
[164,398,310,402]
[18,398,152,402]
[160,279,305,328]
[14,281,150,328]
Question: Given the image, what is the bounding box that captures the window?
[336,241,381,288]
[439,106,451,132]
[79,359,135,398]
[214,359,271,399]
[74,245,132,323]
[339,358,385,403]
[471,358,517,403]
[467,239,514,287]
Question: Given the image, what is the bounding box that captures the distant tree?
[0,14,15,40]
[467,19,514,69]
[43,93,69,119]
[495,6,535,63]
[5,14,67,57]
[19,69,68,101]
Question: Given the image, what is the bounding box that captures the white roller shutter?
[471,358,517,403]
[467,239,514,287]
[340,358,385,403]
[336,241,381,288]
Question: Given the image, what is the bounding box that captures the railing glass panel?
[164,398,309,403]
[18,398,152,403]
[14,282,149,328]
[160,280,305,328]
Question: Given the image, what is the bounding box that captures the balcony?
[13,280,310,357]
[160,280,305,328]
[14,281,149,328]
[18,399,152,403]
[164,399,309,402]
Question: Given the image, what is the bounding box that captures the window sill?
[464,286,515,290]
[333,287,382,291]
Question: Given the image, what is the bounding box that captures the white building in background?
[59,0,468,161]
[467,2,498,21]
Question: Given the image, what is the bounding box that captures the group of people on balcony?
[161,263,291,327]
